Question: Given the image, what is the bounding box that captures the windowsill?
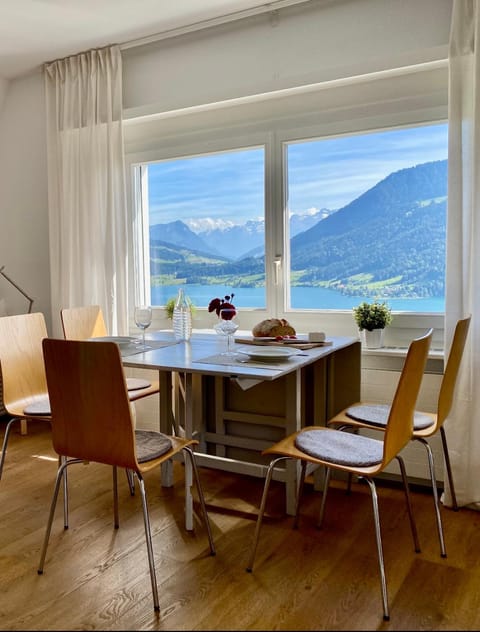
[361,345,443,359]
[361,345,444,374]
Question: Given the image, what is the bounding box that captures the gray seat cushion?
[23,396,51,416]
[135,430,173,463]
[345,404,433,430]
[295,428,383,467]
[126,377,152,391]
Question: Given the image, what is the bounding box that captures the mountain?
[148,159,447,299]
[197,219,264,260]
[290,159,447,297]
[150,209,333,260]
[149,240,229,278]
[150,220,220,255]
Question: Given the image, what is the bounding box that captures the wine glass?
[214,307,239,356]
[134,305,152,348]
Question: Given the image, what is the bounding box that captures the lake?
[152,284,444,313]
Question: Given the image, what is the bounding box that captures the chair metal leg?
[125,468,135,496]
[183,446,216,555]
[416,437,447,558]
[364,477,390,622]
[113,466,119,529]
[38,458,82,574]
[395,455,421,553]
[246,456,290,572]
[440,425,458,511]
[293,460,307,529]
[317,466,332,529]
[0,417,18,479]
[59,455,69,529]
[136,474,160,612]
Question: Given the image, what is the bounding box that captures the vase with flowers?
[208,293,238,356]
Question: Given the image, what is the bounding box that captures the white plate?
[238,346,299,362]
[90,336,136,348]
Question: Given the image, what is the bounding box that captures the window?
[132,122,447,316]
[125,58,449,350]
[285,123,448,312]
[137,146,266,311]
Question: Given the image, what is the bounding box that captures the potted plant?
[353,301,392,348]
[165,295,196,320]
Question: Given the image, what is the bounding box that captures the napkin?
[234,377,263,390]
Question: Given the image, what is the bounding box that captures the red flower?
[208,293,236,319]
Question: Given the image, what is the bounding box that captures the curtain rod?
[119,0,313,51]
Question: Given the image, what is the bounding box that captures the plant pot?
[364,328,384,349]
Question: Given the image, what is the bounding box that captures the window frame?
[125,65,447,348]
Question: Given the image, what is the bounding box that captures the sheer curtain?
[444,0,480,508]
[44,45,128,336]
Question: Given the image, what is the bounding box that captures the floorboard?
[1,420,480,630]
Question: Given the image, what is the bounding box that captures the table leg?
[158,369,194,530]
[284,369,302,515]
[183,372,194,530]
[159,371,174,487]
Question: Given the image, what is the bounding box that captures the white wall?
[0,71,51,326]
[0,0,452,334]
[123,0,452,117]
[0,77,8,114]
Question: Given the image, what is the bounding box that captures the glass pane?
[286,123,448,312]
[146,147,265,309]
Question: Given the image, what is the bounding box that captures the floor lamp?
[0,266,34,313]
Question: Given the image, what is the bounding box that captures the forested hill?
[290,159,447,298]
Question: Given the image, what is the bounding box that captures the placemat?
[193,353,284,371]
[121,340,178,357]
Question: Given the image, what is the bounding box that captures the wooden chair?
[0,313,52,479]
[38,338,215,612]
[61,305,161,495]
[330,315,471,558]
[61,305,160,403]
[60,304,107,339]
[246,329,433,622]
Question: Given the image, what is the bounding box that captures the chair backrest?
[0,313,48,411]
[42,338,138,470]
[61,305,107,340]
[382,328,433,467]
[437,315,471,425]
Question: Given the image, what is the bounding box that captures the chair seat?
[135,430,172,463]
[22,396,52,417]
[345,403,434,430]
[295,428,383,467]
[126,378,151,391]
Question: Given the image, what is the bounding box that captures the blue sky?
[147,122,448,227]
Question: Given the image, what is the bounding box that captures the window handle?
[274,256,282,285]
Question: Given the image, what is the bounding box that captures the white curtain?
[44,46,128,336]
[444,0,480,508]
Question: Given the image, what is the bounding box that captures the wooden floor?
[1,419,480,631]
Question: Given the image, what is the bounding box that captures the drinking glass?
[134,305,152,348]
[214,308,239,356]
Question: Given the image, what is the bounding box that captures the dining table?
[122,330,361,530]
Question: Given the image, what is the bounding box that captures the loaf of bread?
[252,318,296,338]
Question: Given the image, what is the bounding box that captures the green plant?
[165,296,196,320]
[353,301,393,331]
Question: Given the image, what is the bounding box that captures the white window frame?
[124,63,448,349]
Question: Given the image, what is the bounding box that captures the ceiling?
[0,0,295,80]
